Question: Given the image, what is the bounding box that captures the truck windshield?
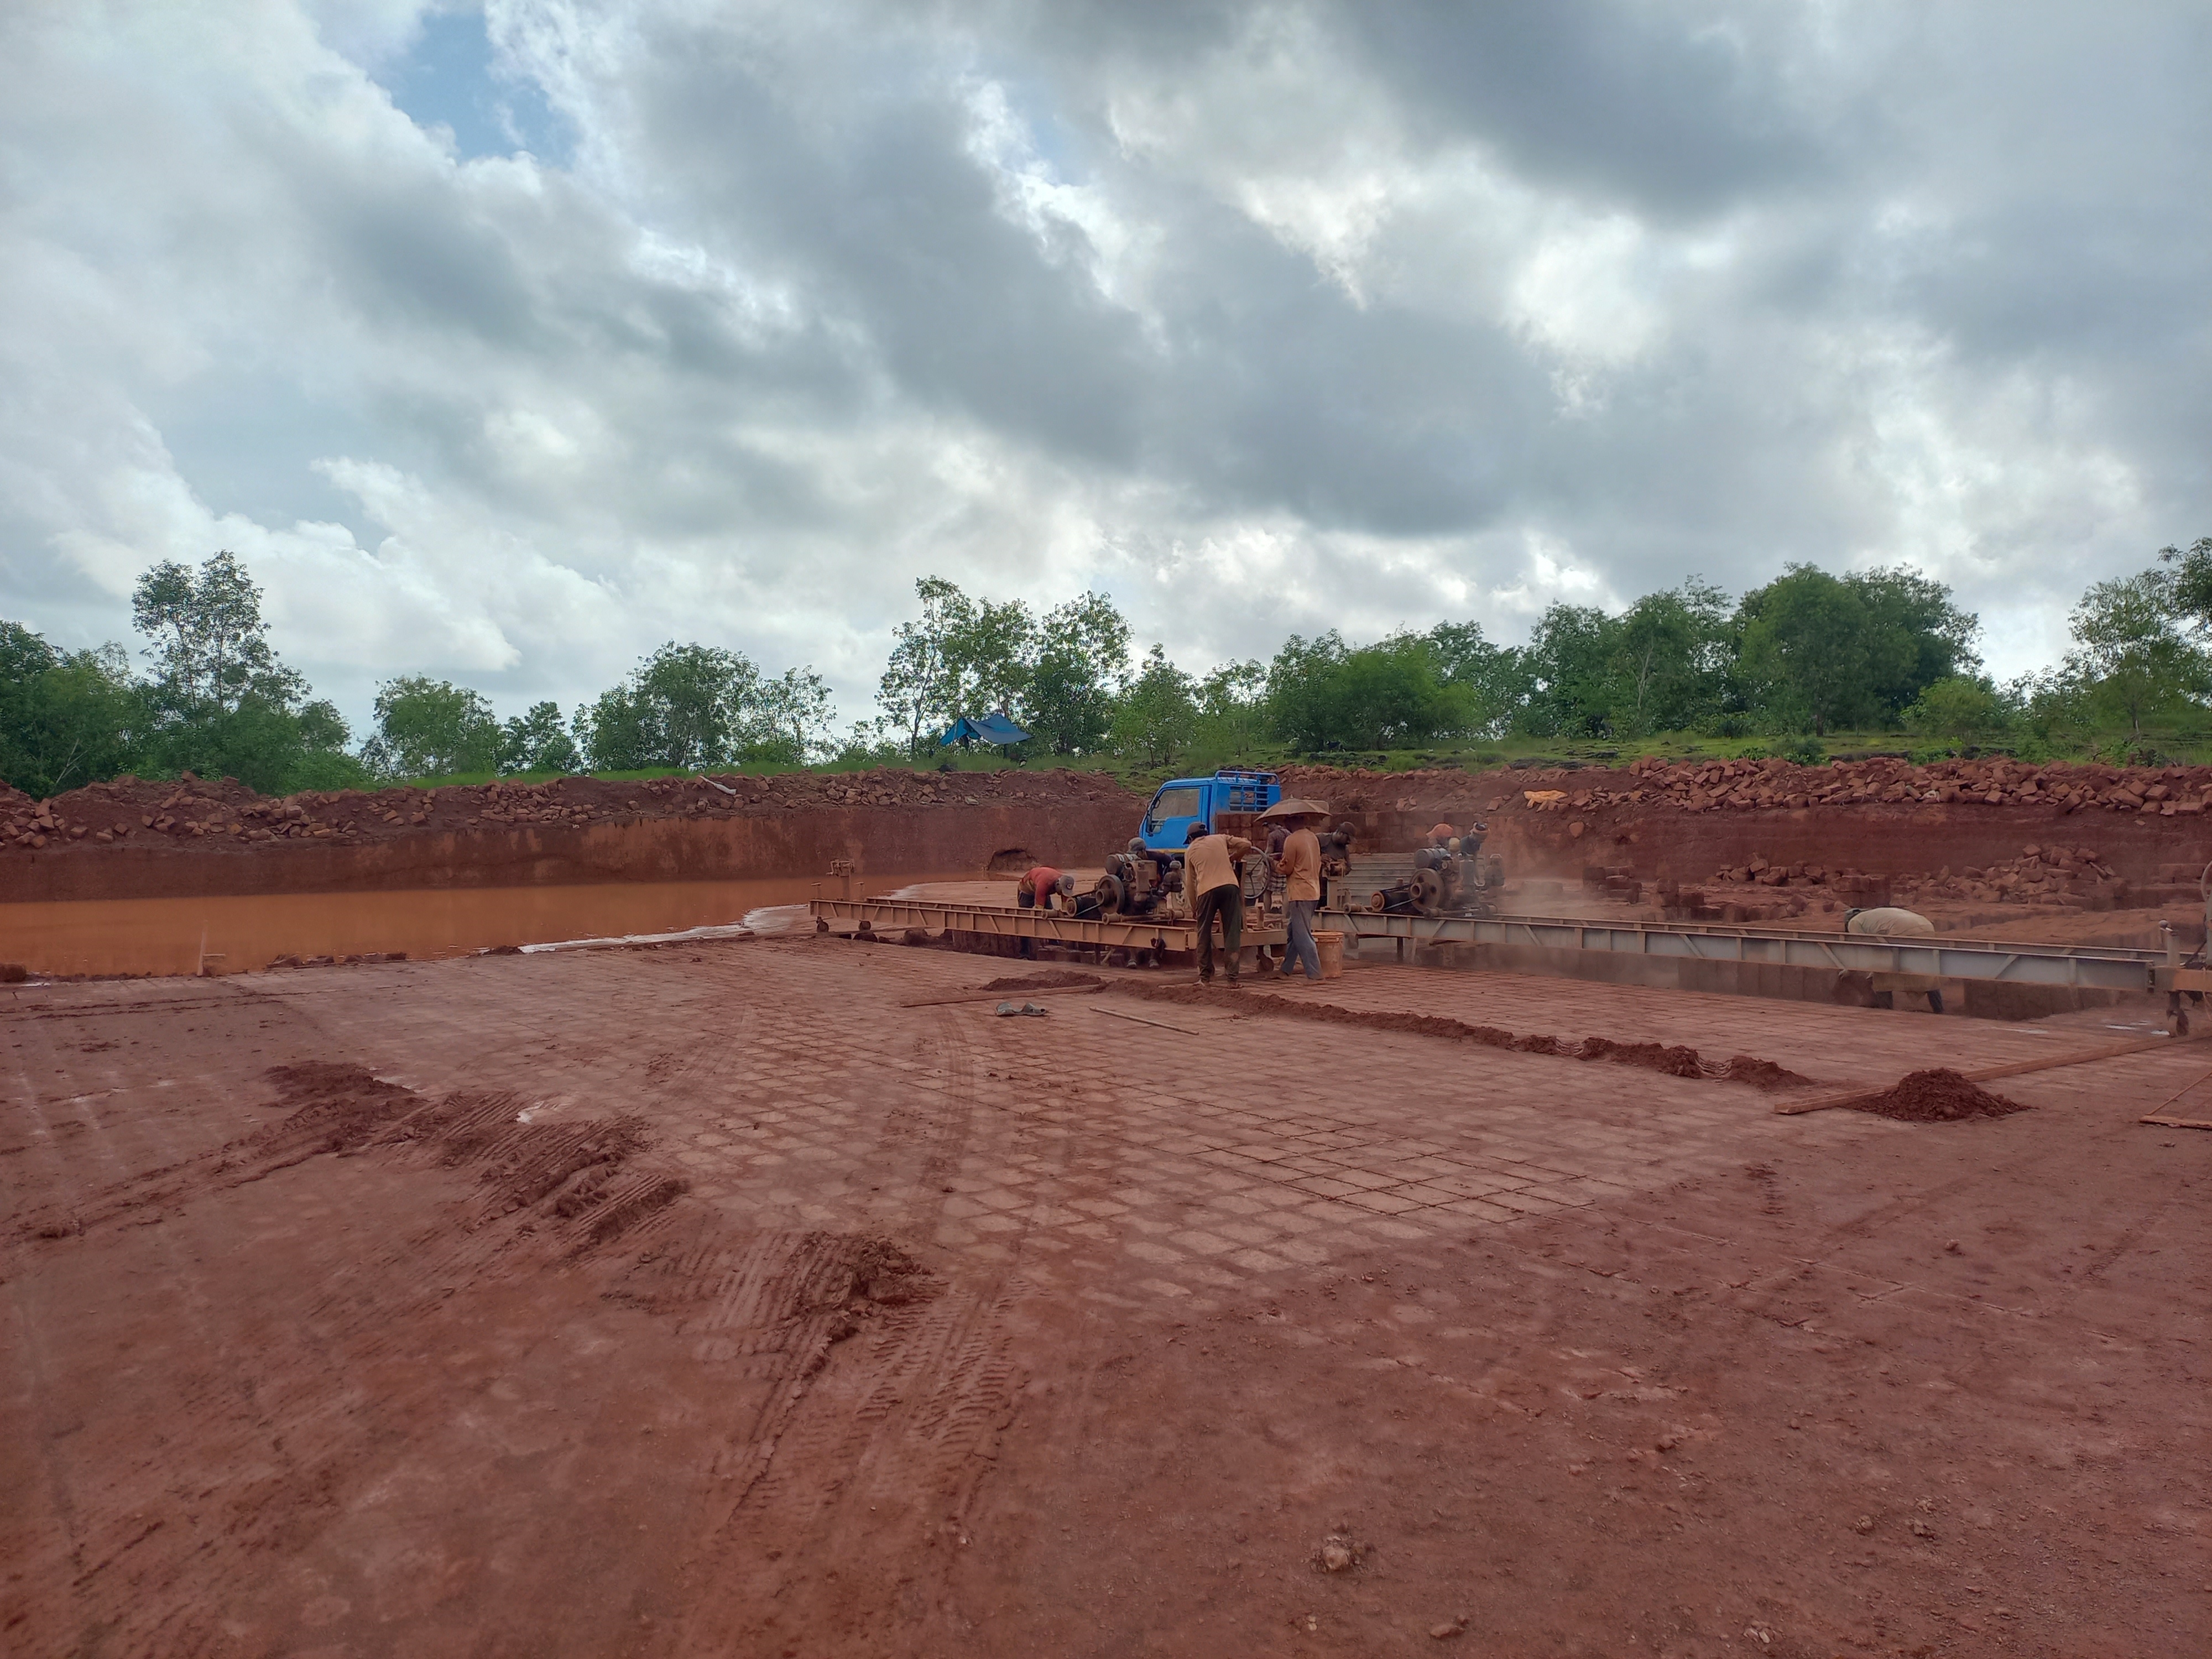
[1145,786,1203,832]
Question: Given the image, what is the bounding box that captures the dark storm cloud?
[1339,1,1834,217]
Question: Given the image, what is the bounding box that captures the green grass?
[320,719,2212,801]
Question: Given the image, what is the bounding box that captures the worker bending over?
[1843,906,1936,937]
[1016,866,1071,910]
[1014,866,1072,959]
[1183,821,1256,985]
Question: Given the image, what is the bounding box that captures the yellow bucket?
[1314,931,1345,979]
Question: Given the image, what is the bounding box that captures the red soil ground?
[3,937,2205,1656]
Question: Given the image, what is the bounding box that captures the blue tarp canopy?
[939,712,1031,747]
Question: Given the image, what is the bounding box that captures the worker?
[1014,865,1067,959]
[1843,906,1937,938]
[1429,821,1457,847]
[1272,812,1325,982]
[1183,821,1257,985]
[1844,905,1945,1013]
[1255,825,1290,972]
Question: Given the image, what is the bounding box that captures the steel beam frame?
[808,896,1287,950]
[1326,909,2164,990]
[812,895,2168,992]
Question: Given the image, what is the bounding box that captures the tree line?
[0,552,839,796]
[3,539,2209,799]
[848,540,2212,766]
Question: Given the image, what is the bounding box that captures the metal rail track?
[811,895,2182,992]
[1327,909,2174,990]
[807,895,1286,950]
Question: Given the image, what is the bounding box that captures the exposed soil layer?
[2,944,2203,1656]
[1850,1067,2032,1123]
[0,766,1145,902]
[12,755,2212,915]
[1279,756,2212,891]
[1119,980,1813,1088]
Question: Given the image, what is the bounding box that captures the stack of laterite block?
[1581,864,1645,904]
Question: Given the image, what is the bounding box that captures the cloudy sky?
[4,1,2208,736]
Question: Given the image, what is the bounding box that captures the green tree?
[0,624,143,797]
[1423,621,1529,738]
[1516,605,1623,737]
[581,643,762,770]
[946,595,1034,719]
[2065,572,2208,738]
[878,577,971,760]
[1021,591,1130,755]
[1735,566,1880,736]
[1902,675,2012,747]
[754,667,837,764]
[498,701,583,774]
[1732,564,1980,734]
[363,677,501,779]
[132,550,305,717]
[128,551,358,792]
[1844,565,1981,719]
[2158,536,2212,633]
[1609,580,1731,734]
[1264,632,1473,751]
[1190,660,1269,763]
[1110,644,1198,768]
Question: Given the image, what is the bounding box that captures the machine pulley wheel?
[1413,868,1448,912]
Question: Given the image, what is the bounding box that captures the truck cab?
[1136,768,1281,854]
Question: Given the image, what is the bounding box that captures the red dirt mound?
[1120,983,1807,1089]
[979,970,1105,992]
[1851,1068,2028,1122]
[1578,1035,1705,1077]
[1721,1055,1815,1089]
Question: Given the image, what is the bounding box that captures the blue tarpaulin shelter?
[939,712,1031,747]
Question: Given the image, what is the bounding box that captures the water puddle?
[0,872,978,979]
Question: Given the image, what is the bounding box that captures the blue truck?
[1134,767,1281,853]
[1091,768,1284,919]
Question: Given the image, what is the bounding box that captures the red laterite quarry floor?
[3,932,2207,1657]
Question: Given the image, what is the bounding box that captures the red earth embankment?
[12,752,2212,909]
[0,768,1146,902]
[1280,754,2212,890]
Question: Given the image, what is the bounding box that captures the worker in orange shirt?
[1015,864,1070,960]
[1015,865,1067,910]
[1182,821,1256,984]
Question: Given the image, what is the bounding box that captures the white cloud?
[3,0,2208,727]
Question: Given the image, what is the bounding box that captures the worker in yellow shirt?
[1182,821,1257,984]
[1272,813,1325,981]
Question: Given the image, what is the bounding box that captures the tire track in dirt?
[655,1004,1137,1654]
[7,1046,1029,1655]
[3,980,372,1652]
[7,1056,706,1656]
[661,1272,1025,1657]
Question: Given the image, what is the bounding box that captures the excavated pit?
[7,758,2211,1016]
